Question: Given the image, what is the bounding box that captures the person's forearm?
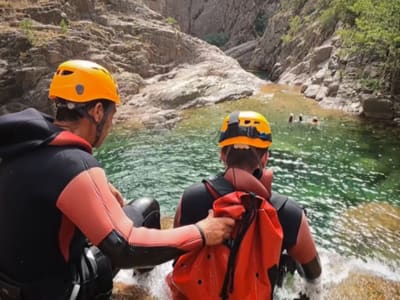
[298,254,321,281]
[99,224,203,268]
[57,167,203,268]
[288,213,322,281]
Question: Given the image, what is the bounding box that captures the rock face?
[143,0,400,125]
[326,272,400,300]
[142,0,280,49]
[0,0,264,127]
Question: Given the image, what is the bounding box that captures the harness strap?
[202,176,235,198]
[269,192,289,211]
[204,176,287,212]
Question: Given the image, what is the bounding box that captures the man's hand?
[195,210,235,246]
[108,182,125,207]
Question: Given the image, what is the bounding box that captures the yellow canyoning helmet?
[218,111,272,149]
[48,60,120,104]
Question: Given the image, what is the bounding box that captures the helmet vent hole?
[244,120,251,124]
[61,70,73,76]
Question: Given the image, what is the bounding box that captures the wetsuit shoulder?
[270,192,303,250]
[43,147,100,197]
[180,182,214,225]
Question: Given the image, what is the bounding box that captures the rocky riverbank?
[0,0,264,128]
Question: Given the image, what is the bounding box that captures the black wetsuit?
[179,176,303,253]
[0,108,204,299]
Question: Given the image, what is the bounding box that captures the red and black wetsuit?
[0,108,204,299]
[172,167,321,295]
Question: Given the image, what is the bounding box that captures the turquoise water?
[96,85,400,272]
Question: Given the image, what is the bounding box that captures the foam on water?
[114,248,399,300]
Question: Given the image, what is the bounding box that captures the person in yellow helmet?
[167,111,321,300]
[0,60,234,300]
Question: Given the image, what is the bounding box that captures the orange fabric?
[225,168,272,200]
[56,167,132,245]
[170,169,283,300]
[58,215,76,261]
[49,131,92,153]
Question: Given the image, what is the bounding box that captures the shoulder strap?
[180,182,214,225]
[204,176,280,206]
[269,192,289,211]
[202,175,235,198]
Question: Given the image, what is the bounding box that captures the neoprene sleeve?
[56,167,204,268]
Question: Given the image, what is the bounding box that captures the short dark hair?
[54,98,114,122]
[221,146,268,169]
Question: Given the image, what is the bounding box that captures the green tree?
[60,19,68,34]
[203,33,229,48]
[338,0,400,94]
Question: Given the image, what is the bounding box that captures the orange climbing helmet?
[48,60,120,104]
[218,111,272,149]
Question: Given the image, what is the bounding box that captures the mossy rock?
[326,272,400,300]
[161,216,174,229]
[336,202,400,261]
[112,282,155,300]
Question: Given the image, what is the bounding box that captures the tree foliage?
[335,0,400,93]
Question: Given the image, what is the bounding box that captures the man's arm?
[287,212,322,281]
[56,167,233,268]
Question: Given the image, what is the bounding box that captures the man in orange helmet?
[0,60,234,300]
[167,111,322,299]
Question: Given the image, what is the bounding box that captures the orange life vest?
[169,169,283,300]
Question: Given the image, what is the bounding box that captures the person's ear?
[220,150,227,166]
[220,150,225,162]
[90,102,104,124]
[261,150,269,166]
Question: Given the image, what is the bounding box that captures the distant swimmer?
[288,113,294,123]
[311,116,320,125]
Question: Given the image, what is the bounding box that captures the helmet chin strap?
[80,104,114,147]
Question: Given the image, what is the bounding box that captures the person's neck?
[54,119,94,145]
[225,166,256,173]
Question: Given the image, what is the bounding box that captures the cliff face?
[2,0,398,125]
[142,0,280,49]
[0,0,264,127]
[144,0,400,125]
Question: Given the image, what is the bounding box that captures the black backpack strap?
[269,192,289,211]
[202,175,235,197]
[270,192,304,250]
[180,182,214,225]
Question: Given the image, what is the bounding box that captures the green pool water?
[96,84,400,270]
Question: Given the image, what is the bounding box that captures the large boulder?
[0,0,265,126]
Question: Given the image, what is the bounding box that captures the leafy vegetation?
[281,0,309,14]
[203,33,229,48]
[165,16,180,31]
[281,16,302,45]
[19,18,35,43]
[319,0,400,94]
[59,19,68,34]
[254,12,267,36]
